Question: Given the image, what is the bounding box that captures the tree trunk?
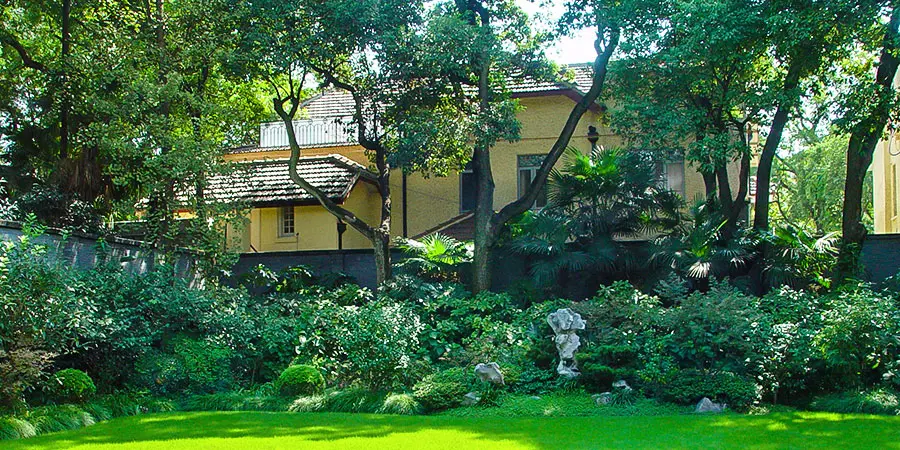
[471,24,620,292]
[753,58,806,231]
[60,0,71,161]
[471,47,497,293]
[837,7,900,280]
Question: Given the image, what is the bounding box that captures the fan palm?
[394,233,472,282]
[508,146,683,286]
[651,200,751,283]
[759,225,837,290]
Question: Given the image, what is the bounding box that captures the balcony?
[259,118,356,148]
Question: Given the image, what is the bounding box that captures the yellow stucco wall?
[229,93,729,251]
[872,71,900,234]
[873,132,900,233]
[236,182,382,252]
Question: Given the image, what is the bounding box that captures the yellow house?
[213,64,720,253]
[871,71,900,233]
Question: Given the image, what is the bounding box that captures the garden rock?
[462,392,481,406]
[547,308,586,378]
[474,362,505,385]
[695,397,727,413]
[612,380,632,391]
[593,392,612,406]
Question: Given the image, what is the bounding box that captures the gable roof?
[205,154,373,207]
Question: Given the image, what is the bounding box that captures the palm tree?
[394,233,472,282]
[508,146,682,287]
[759,225,837,290]
[651,200,751,287]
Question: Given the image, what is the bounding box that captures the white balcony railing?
[259,118,356,148]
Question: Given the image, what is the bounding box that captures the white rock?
[462,392,481,406]
[474,362,505,385]
[695,397,727,413]
[547,308,586,378]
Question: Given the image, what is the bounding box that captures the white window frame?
[656,160,686,199]
[517,154,548,210]
[278,206,296,237]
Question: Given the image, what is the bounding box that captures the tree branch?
[494,25,620,226]
[0,31,48,72]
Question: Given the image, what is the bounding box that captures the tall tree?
[836,6,900,279]
[752,0,884,231]
[610,0,768,233]
[233,0,474,285]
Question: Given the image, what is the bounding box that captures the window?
[278,206,295,237]
[460,165,477,212]
[517,154,548,209]
[656,161,685,198]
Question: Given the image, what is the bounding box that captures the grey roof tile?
[205,154,371,206]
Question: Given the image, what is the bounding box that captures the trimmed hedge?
[275,365,325,397]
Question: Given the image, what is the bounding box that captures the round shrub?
[275,365,325,397]
[660,370,758,409]
[46,369,96,403]
[412,368,470,412]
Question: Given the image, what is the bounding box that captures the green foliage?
[652,201,752,283]
[507,147,682,287]
[772,134,871,235]
[378,393,424,415]
[45,370,96,404]
[813,285,900,388]
[413,368,471,412]
[0,417,36,440]
[758,226,838,290]
[319,388,386,414]
[661,370,759,410]
[181,393,290,412]
[26,405,95,434]
[275,365,325,397]
[394,234,472,282]
[578,345,640,393]
[809,389,900,415]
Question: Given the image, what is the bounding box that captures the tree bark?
[470,20,619,292]
[837,7,900,280]
[274,84,392,286]
[60,0,71,161]
[753,57,806,230]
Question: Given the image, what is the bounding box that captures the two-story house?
[208,64,716,253]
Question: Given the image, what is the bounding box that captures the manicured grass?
[3,411,900,449]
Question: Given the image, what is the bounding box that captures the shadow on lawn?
[6,411,900,449]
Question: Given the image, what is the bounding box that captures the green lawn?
[4,411,899,449]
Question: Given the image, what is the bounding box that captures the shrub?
[813,285,900,388]
[288,395,326,412]
[578,344,640,393]
[0,416,36,440]
[181,393,289,412]
[46,369,96,403]
[275,365,325,397]
[660,370,758,409]
[379,393,423,415]
[27,405,95,434]
[809,389,900,415]
[412,368,471,412]
[321,388,385,413]
[171,337,235,394]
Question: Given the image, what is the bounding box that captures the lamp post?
[587,125,600,151]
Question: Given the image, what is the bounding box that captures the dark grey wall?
[0,221,200,285]
[862,233,900,282]
[233,249,405,289]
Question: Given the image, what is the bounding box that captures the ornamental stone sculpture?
[547,308,586,378]
[474,362,505,385]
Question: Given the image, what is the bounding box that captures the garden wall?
[233,249,406,289]
[861,233,900,282]
[0,221,201,286]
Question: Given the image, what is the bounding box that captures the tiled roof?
[206,154,372,207]
[300,63,596,120]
